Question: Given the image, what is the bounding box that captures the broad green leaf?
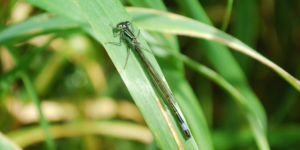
[128,0,167,11]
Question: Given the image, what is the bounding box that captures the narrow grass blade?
[231,0,259,74]
[173,0,268,141]
[128,1,212,149]
[0,13,79,44]
[160,48,269,150]
[221,0,233,31]
[1,40,56,150]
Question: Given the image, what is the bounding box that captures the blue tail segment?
[180,123,191,138]
[175,113,191,138]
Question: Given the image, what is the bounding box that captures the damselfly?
[106,21,191,139]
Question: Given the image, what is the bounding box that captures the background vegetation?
[0,0,300,150]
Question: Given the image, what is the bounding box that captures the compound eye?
[127,22,130,25]
[117,23,122,28]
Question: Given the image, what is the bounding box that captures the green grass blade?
[173,0,268,142]
[272,60,300,123]
[4,41,56,150]
[221,0,233,31]
[212,125,300,149]
[20,73,55,150]
[128,8,300,92]
[24,0,86,24]
[231,0,259,74]
[161,48,269,150]
[128,0,167,11]
[0,13,79,44]
[146,140,158,150]
[128,1,212,149]
[1,37,56,150]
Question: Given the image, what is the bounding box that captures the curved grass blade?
[0,132,22,150]
[161,48,269,150]
[168,0,267,134]
[0,13,80,44]
[20,73,56,150]
[127,8,300,92]
[7,121,152,148]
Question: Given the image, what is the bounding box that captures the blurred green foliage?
[0,0,300,150]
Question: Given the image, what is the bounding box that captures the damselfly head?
[117,23,123,29]
[125,21,131,26]
[117,21,131,29]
